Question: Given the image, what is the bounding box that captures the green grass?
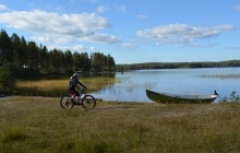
[1,97,240,153]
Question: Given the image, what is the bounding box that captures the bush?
[219,91,240,103]
[0,62,15,94]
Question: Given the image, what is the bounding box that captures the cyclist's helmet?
[72,73,79,79]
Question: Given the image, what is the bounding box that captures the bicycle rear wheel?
[60,96,73,109]
[82,95,96,110]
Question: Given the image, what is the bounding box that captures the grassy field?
[1,96,240,153]
[15,77,116,96]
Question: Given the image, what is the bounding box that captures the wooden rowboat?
[146,89,218,104]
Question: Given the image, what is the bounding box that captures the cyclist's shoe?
[68,102,73,108]
[65,100,73,108]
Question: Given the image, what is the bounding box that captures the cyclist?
[68,73,87,103]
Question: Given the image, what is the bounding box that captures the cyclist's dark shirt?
[69,77,79,90]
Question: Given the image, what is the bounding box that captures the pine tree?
[0,30,15,94]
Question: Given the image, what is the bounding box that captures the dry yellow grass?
[17,79,68,89]
[16,77,116,96]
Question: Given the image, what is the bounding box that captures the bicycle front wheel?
[60,96,73,109]
[82,95,96,110]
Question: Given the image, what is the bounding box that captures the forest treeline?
[117,60,240,71]
[0,30,115,76]
[0,29,115,94]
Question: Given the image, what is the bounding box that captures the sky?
[0,0,239,64]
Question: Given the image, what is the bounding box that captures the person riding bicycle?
[68,73,87,103]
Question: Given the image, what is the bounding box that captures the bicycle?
[60,89,96,110]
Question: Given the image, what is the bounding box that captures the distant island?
[116,60,240,71]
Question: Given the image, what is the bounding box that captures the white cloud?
[0,10,108,36]
[48,44,97,53]
[0,4,8,11]
[0,10,120,44]
[72,45,97,52]
[32,34,71,44]
[136,23,235,44]
[72,45,90,52]
[97,5,108,13]
[122,43,137,49]
[79,33,121,44]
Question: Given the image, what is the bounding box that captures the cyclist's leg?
[70,89,80,103]
[69,89,75,102]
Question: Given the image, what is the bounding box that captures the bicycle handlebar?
[81,88,87,94]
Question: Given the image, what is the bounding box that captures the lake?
[91,67,240,103]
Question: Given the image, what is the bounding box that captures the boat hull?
[146,89,217,104]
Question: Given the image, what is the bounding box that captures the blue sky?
[0,0,239,64]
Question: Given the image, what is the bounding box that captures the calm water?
[91,67,240,103]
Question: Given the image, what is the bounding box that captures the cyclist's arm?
[77,81,87,90]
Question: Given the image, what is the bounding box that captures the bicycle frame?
[70,88,84,97]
